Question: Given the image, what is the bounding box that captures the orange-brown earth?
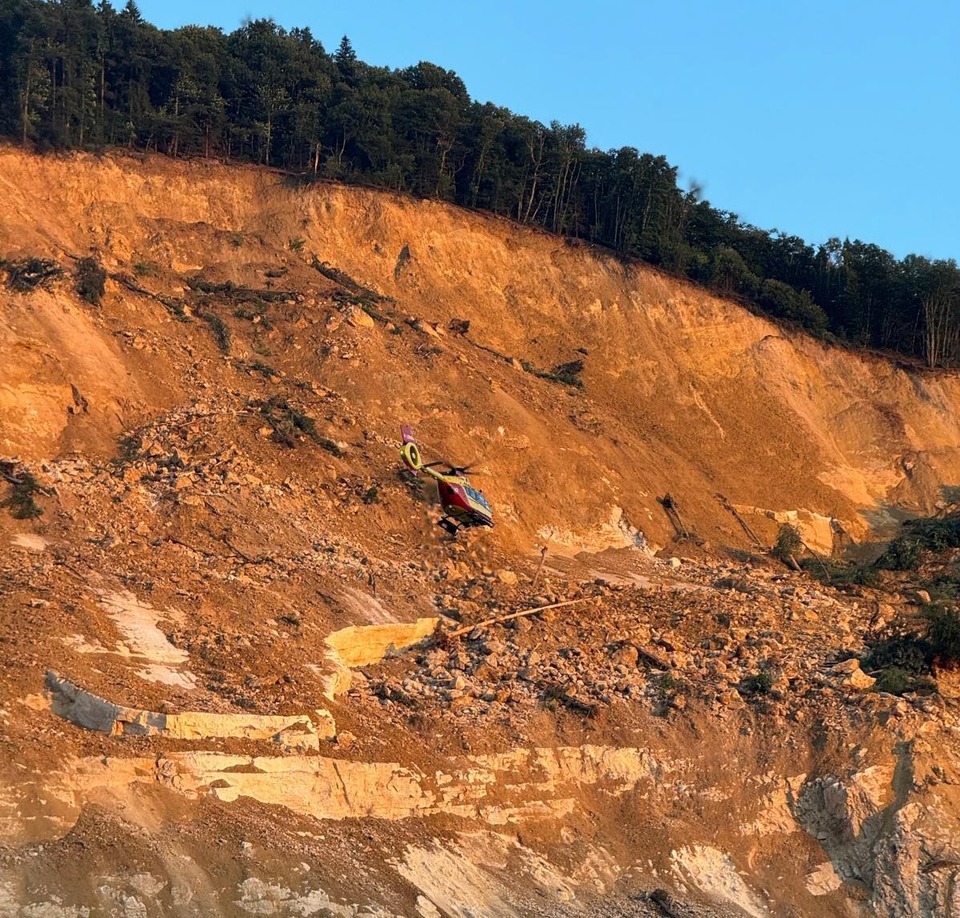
[1,147,959,917]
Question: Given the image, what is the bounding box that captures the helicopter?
[399,425,494,535]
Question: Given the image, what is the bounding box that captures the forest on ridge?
[2,0,960,367]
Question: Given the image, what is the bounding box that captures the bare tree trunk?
[20,54,33,145]
[923,288,960,368]
[522,130,545,224]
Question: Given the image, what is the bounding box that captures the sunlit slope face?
[2,148,960,918]
[3,146,960,555]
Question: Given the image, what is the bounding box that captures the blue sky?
[138,0,960,262]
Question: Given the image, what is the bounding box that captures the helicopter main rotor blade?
[450,464,490,476]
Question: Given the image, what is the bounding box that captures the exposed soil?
[1,147,959,917]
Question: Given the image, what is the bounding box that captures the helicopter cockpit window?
[464,486,490,508]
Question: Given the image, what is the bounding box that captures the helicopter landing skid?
[438,517,461,537]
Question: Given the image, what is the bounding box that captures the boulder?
[830,658,876,690]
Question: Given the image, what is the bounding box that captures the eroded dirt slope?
[4,147,960,551]
[1,148,959,917]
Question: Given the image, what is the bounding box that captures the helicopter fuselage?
[400,429,494,531]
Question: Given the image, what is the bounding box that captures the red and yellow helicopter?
[399,425,494,536]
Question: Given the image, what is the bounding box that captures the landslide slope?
[1,147,959,917]
[4,147,960,551]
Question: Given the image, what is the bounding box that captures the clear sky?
[137,0,960,262]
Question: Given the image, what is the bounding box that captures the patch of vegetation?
[263,267,288,278]
[927,604,960,665]
[187,276,296,304]
[113,273,191,322]
[521,358,585,389]
[741,670,774,696]
[256,397,345,456]
[1,257,63,291]
[75,256,107,305]
[288,237,305,252]
[199,310,230,352]
[876,536,922,571]
[801,557,880,588]
[277,611,301,627]
[924,575,960,601]
[872,667,937,696]
[657,672,689,694]
[247,360,278,378]
[771,523,802,561]
[229,233,244,248]
[132,261,158,277]
[250,338,273,357]
[860,615,947,694]
[361,485,380,505]
[0,463,46,519]
[876,514,960,571]
[864,624,931,675]
[394,244,411,279]
[310,257,360,288]
[311,257,394,320]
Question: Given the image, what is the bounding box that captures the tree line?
[2,0,959,366]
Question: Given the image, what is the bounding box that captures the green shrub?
[876,537,921,571]
[288,237,305,252]
[742,670,774,695]
[876,514,960,571]
[908,516,960,551]
[802,558,879,588]
[772,523,802,561]
[926,605,960,664]
[872,667,937,696]
[234,304,273,328]
[658,672,689,694]
[863,628,930,675]
[759,279,829,334]
[925,576,960,600]
[861,621,943,694]
[75,257,106,305]
[549,359,585,387]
